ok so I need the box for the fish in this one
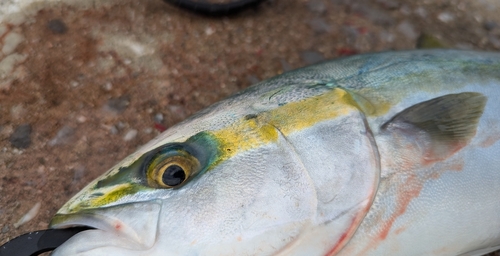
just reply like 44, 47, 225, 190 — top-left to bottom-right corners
49, 49, 500, 256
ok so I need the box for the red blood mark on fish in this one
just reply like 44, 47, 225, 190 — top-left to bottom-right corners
326, 190, 376, 255
326, 210, 370, 256
378, 175, 423, 241
479, 133, 500, 148
356, 156, 465, 255
378, 158, 465, 241
326, 222, 351, 256
422, 141, 467, 166
115, 222, 122, 230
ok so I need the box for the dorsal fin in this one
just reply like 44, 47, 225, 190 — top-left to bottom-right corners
382, 92, 487, 164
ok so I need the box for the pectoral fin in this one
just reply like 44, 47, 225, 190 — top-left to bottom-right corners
382, 92, 487, 164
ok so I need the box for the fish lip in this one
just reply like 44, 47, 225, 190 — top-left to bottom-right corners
49, 202, 161, 250
49, 212, 147, 248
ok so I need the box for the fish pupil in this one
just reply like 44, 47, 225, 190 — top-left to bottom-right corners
162, 164, 186, 186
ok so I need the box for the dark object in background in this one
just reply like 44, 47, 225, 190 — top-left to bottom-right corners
47, 19, 68, 34
0, 227, 93, 256
9, 124, 32, 149
163, 0, 267, 16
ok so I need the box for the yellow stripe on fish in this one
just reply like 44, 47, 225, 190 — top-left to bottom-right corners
211, 87, 383, 162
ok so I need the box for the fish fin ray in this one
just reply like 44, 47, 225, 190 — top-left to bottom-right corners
382, 92, 487, 164
382, 92, 486, 142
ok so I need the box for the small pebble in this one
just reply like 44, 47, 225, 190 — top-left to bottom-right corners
484, 21, 498, 31
109, 125, 119, 135
12, 148, 23, 155
2, 32, 24, 55
1, 225, 9, 234
48, 125, 75, 146
300, 51, 325, 65
116, 122, 126, 130
103, 82, 113, 91
10, 104, 25, 119
104, 96, 130, 114
76, 115, 87, 123
9, 124, 32, 149
0, 53, 28, 80
205, 27, 215, 36
72, 165, 86, 183
14, 202, 41, 228
123, 129, 138, 141
168, 105, 187, 120
36, 166, 45, 174
70, 80, 79, 87
47, 19, 68, 34
414, 7, 427, 18
437, 12, 454, 23
154, 113, 164, 123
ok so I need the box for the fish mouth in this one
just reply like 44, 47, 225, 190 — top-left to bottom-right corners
49, 202, 161, 252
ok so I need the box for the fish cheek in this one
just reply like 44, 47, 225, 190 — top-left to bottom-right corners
154, 134, 317, 255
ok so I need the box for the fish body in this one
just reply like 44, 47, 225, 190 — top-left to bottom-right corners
50, 50, 500, 255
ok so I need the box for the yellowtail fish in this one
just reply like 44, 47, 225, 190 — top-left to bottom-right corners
49, 50, 500, 256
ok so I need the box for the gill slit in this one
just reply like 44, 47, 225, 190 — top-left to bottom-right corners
269, 123, 319, 256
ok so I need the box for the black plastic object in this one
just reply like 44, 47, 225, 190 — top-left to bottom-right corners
0, 227, 93, 256
163, 0, 266, 16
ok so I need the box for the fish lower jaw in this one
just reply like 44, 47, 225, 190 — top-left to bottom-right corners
50, 213, 154, 250
50, 202, 162, 252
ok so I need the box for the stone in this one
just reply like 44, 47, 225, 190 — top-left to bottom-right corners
47, 19, 68, 34
9, 124, 32, 149
2, 32, 24, 55
123, 129, 138, 141
48, 125, 75, 146
104, 95, 130, 114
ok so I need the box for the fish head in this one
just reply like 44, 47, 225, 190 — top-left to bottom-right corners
49, 87, 380, 255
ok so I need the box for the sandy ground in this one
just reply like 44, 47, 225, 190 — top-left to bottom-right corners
0, 0, 499, 255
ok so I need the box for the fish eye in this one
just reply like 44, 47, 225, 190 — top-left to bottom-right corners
147, 154, 200, 188
161, 164, 186, 186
